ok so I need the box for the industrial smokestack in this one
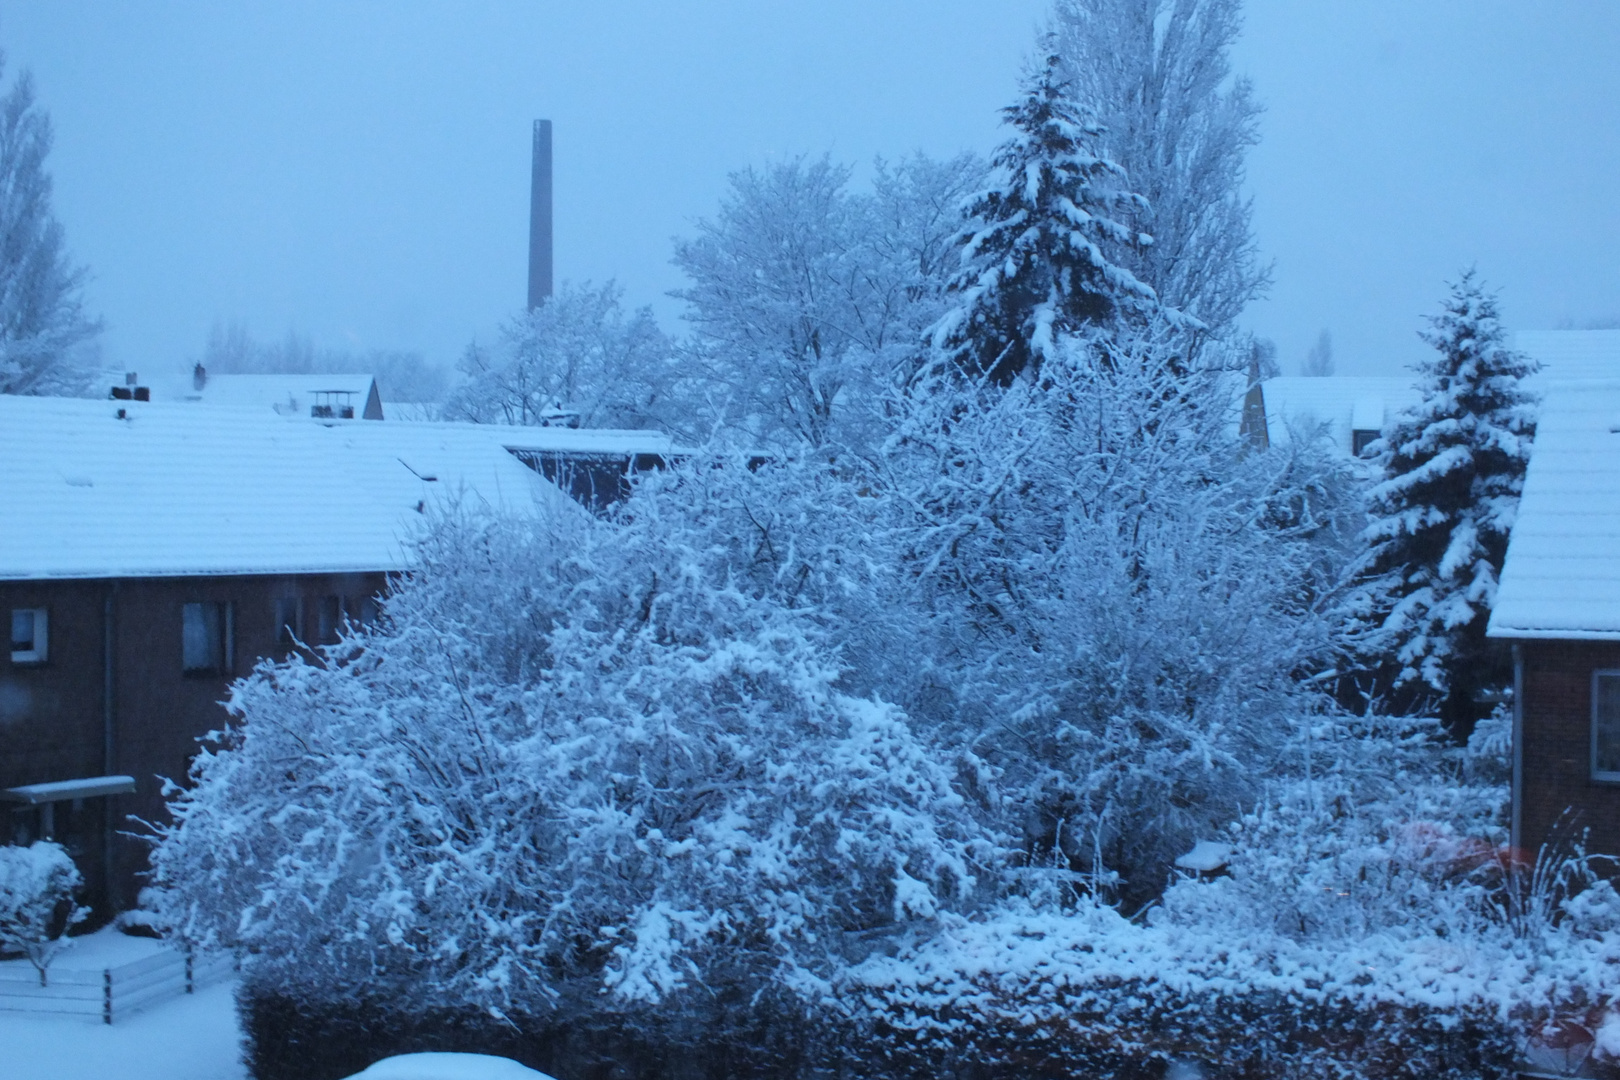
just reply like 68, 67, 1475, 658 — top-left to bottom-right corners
527, 119, 553, 310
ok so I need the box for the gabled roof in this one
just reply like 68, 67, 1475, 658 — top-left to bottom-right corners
131, 372, 386, 420
1254, 376, 1425, 456
1516, 330, 1620, 384
0, 395, 645, 580
1489, 380, 1620, 640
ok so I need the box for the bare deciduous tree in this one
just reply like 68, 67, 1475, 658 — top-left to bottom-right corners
0, 59, 99, 396
1051, 0, 1268, 340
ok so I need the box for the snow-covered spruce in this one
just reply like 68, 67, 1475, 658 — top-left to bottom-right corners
1345, 270, 1538, 714
930, 50, 1157, 387
147, 501, 999, 1015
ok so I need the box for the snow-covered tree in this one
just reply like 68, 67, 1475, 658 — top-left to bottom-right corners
1302, 328, 1334, 376
443, 280, 680, 431
891, 321, 1351, 902
149, 494, 997, 1016
674, 154, 979, 450
1050, 0, 1267, 339
0, 841, 87, 986
932, 52, 1156, 387
1349, 271, 1538, 721
0, 59, 99, 396
198, 323, 451, 404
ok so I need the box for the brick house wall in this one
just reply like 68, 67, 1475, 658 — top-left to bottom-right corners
1, 571, 389, 921
1516, 639, 1620, 860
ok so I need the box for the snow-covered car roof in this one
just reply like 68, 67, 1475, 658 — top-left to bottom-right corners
343, 1053, 557, 1080
1489, 379, 1620, 640
0, 395, 665, 580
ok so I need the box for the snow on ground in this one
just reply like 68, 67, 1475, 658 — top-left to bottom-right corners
0, 922, 170, 971
0, 977, 245, 1080
0, 926, 247, 1080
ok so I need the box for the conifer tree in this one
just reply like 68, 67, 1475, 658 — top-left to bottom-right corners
1352, 271, 1538, 722
931, 52, 1155, 387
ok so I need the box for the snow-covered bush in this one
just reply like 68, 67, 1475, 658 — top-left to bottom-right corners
149, 499, 999, 1018
0, 840, 88, 985
890, 324, 1357, 902
853, 715, 1620, 1080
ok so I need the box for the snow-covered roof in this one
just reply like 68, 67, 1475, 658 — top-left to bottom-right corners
0, 395, 618, 580
127, 371, 386, 420
1489, 380, 1620, 640
1255, 376, 1424, 456
1516, 330, 1620, 385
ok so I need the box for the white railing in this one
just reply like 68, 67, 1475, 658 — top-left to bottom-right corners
0, 946, 235, 1023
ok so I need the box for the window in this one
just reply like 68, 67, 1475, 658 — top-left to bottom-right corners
182, 601, 235, 675
348, 595, 380, 628
316, 595, 342, 645
10, 608, 48, 664
1594, 671, 1620, 782
275, 597, 302, 646
1352, 429, 1381, 457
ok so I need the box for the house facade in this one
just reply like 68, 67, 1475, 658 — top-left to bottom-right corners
1489, 379, 1620, 860
0, 395, 675, 919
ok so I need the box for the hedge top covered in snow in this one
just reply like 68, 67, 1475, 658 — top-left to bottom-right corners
1490, 379, 1620, 640
0, 394, 686, 580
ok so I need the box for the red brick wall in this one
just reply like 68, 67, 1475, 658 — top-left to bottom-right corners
1, 571, 389, 919
1519, 639, 1620, 860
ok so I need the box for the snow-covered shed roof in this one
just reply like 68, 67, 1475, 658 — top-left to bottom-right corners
1516, 330, 1620, 385
130, 371, 386, 420
1253, 376, 1424, 456
0, 395, 611, 581
1489, 380, 1620, 641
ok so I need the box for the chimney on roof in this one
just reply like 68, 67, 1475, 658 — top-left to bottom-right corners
193, 362, 208, 391
527, 119, 553, 311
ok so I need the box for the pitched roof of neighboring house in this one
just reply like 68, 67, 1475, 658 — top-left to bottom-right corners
1251, 376, 1425, 456
1516, 330, 1620, 384
1489, 379, 1620, 641
133, 372, 386, 420
0, 396, 677, 581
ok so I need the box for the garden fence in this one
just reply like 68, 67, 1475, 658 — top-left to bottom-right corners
0, 945, 235, 1023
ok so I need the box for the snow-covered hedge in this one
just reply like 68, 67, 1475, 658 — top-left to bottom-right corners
852, 742, 1620, 1080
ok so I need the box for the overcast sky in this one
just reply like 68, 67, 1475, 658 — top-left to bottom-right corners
6, 1, 1619, 380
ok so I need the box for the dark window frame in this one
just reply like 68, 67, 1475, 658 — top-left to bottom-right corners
182, 600, 236, 677
275, 596, 303, 646
1592, 669, 1620, 783
9, 606, 49, 665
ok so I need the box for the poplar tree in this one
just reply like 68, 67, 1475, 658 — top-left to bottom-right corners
0, 59, 98, 396
1051, 0, 1268, 339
